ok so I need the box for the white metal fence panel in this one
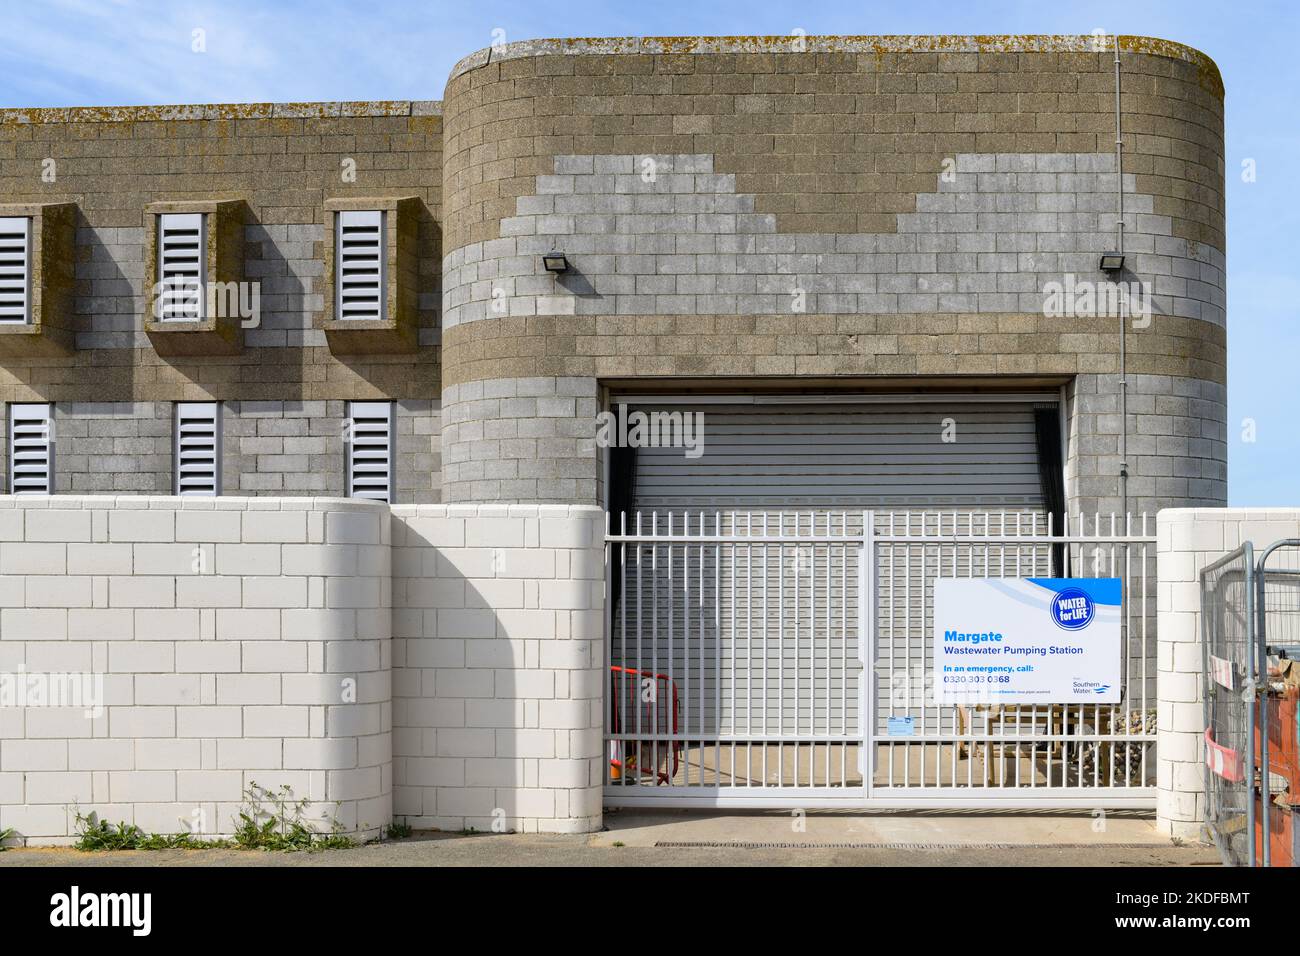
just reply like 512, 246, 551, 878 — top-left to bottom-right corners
604, 510, 1157, 808
871, 512, 1156, 804
606, 511, 866, 802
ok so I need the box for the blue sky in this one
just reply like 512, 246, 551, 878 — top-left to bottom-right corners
3, 0, 1294, 506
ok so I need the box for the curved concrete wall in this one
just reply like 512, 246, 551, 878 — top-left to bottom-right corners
439, 36, 1226, 515
0, 496, 392, 845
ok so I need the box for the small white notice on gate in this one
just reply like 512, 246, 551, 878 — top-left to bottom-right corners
932, 578, 1122, 705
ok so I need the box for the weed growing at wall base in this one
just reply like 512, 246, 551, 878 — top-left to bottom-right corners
231, 783, 355, 851
69, 783, 359, 853
71, 812, 227, 851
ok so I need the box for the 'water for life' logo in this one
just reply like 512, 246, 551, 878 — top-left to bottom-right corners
1051, 588, 1094, 631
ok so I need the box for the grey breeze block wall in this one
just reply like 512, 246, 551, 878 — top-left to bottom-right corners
0, 401, 441, 503
439, 150, 1227, 515
0, 100, 444, 499
72, 221, 442, 354
225, 400, 441, 502
1066, 373, 1226, 515
441, 379, 601, 505
437, 37, 1225, 522
441, 153, 1222, 330
0, 38, 1226, 514
56, 403, 173, 494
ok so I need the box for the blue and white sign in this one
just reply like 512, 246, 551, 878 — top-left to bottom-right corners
887, 716, 915, 737
932, 578, 1122, 705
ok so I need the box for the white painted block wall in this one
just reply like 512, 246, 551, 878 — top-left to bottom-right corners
0, 496, 392, 845
11, 495, 1288, 843
1155, 508, 1300, 839
389, 504, 604, 834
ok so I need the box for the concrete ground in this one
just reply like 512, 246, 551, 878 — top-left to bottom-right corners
0, 809, 1218, 867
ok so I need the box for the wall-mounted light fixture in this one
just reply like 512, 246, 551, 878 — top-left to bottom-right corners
542, 251, 569, 274
1099, 252, 1125, 273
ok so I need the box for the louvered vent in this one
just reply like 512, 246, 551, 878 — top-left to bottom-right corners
174, 402, 221, 496
0, 217, 31, 324
347, 401, 394, 502
336, 210, 385, 320
9, 402, 53, 494
157, 212, 206, 320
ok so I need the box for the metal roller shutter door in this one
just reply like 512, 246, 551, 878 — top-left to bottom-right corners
626, 399, 1045, 512
610, 398, 1051, 747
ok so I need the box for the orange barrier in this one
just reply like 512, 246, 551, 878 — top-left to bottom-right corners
1257, 686, 1300, 806
609, 665, 680, 785
1254, 685, 1299, 865
1206, 727, 1245, 782
1255, 793, 1297, 867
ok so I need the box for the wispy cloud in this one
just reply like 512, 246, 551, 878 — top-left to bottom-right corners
1, 0, 472, 107
4, 0, 1300, 505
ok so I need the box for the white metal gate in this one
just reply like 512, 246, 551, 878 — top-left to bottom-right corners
604, 510, 1157, 808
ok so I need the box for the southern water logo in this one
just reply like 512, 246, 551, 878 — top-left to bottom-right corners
1072, 680, 1111, 696
1051, 587, 1094, 630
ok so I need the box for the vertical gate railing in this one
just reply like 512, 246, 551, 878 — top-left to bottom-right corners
872, 512, 1157, 805
605, 510, 1156, 808
604, 511, 867, 805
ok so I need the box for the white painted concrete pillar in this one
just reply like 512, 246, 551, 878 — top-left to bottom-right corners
388, 504, 605, 834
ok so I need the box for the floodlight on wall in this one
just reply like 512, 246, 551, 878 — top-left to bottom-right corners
542, 251, 569, 274
1099, 252, 1125, 273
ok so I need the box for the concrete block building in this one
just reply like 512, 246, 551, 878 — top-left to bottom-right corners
0, 34, 1224, 516
0, 36, 1228, 840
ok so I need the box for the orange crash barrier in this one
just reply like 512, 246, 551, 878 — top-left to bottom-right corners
609, 665, 681, 785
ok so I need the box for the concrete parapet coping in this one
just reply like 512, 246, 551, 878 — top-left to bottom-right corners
448, 35, 1222, 95
0, 100, 443, 125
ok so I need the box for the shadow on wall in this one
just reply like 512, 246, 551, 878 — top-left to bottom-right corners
314, 200, 442, 393
390, 506, 603, 834
555, 267, 599, 300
